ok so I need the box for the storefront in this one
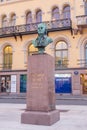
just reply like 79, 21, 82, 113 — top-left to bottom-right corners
0, 70, 27, 94
1, 70, 87, 96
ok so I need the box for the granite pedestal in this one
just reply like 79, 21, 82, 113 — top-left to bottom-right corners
21, 54, 60, 125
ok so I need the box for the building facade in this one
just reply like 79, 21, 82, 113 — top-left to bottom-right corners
0, 0, 87, 95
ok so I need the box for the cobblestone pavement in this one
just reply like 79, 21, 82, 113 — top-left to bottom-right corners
0, 103, 87, 130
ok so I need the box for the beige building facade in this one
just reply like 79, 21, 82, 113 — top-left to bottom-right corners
0, 0, 87, 95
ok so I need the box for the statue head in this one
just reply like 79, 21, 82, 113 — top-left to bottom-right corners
37, 23, 47, 35
32, 23, 53, 54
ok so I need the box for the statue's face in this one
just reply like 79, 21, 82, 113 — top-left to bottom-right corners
37, 24, 46, 34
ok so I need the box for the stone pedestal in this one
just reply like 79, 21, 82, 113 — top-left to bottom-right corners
21, 54, 60, 125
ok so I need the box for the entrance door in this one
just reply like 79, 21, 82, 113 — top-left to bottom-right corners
55, 74, 72, 93
0, 75, 11, 93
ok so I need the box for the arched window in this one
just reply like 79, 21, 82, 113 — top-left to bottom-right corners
63, 5, 70, 19
55, 41, 68, 68
2, 15, 7, 27
3, 45, 12, 69
52, 7, 60, 20
36, 10, 42, 23
10, 14, 16, 26
52, 7, 60, 28
26, 11, 32, 24
28, 44, 38, 55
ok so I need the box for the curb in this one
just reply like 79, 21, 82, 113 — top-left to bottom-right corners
56, 98, 87, 101
0, 97, 26, 99
0, 97, 87, 100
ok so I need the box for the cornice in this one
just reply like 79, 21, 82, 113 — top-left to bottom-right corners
0, 0, 34, 6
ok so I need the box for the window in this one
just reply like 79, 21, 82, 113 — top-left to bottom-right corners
85, 2, 87, 15
26, 12, 32, 24
3, 46, 12, 69
28, 44, 38, 55
55, 41, 68, 68
52, 7, 60, 20
63, 5, 70, 19
10, 14, 16, 26
84, 43, 87, 66
36, 10, 42, 23
0, 75, 11, 93
20, 75, 27, 93
0, 0, 4, 2
26, 12, 32, 31
2, 15, 7, 28
52, 7, 60, 28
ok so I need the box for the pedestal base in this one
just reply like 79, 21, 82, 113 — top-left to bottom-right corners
21, 110, 60, 126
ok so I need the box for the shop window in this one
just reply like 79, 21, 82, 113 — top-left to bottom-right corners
3, 45, 12, 69
28, 44, 38, 55
36, 9, 42, 23
55, 41, 68, 69
55, 74, 72, 93
20, 75, 27, 93
63, 5, 70, 19
0, 75, 11, 93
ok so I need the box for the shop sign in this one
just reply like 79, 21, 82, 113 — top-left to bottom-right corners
74, 71, 79, 75
11, 75, 16, 92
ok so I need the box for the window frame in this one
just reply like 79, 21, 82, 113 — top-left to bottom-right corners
36, 9, 42, 23
3, 45, 12, 70
63, 5, 70, 19
55, 41, 68, 69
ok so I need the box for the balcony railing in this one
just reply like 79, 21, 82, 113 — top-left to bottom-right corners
55, 59, 69, 69
2, 64, 12, 70
77, 59, 87, 67
0, 18, 72, 38
76, 15, 87, 27
0, 63, 12, 70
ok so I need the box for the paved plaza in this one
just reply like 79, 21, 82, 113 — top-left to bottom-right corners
0, 103, 87, 130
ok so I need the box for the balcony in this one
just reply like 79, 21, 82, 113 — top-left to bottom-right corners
0, 18, 72, 39
76, 15, 87, 27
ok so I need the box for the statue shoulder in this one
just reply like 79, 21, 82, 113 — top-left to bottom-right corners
46, 36, 53, 43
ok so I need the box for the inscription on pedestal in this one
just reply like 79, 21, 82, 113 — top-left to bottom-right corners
30, 72, 44, 88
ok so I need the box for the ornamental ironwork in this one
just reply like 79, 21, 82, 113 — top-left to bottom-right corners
0, 18, 72, 38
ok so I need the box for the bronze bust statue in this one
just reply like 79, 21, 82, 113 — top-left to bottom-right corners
32, 23, 53, 53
